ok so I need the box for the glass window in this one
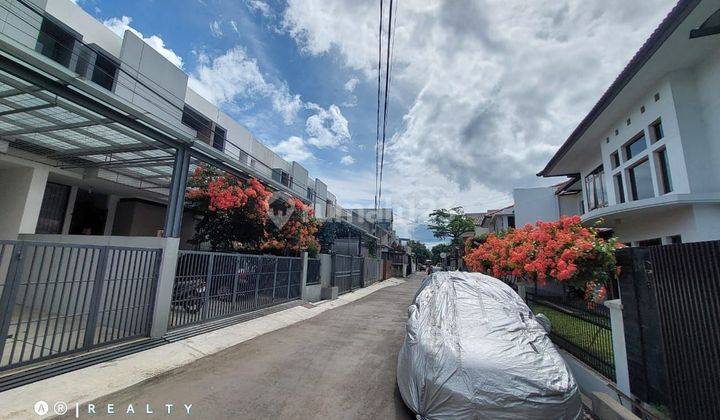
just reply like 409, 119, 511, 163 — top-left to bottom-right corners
611, 151, 620, 169
91, 53, 118, 91
36, 183, 71, 234
212, 126, 226, 152
508, 216, 515, 229
651, 120, 664, 142
584, 165, 607, 211
670, 235, 682, 244
628, 159, 654, 200
614, 173, 625, 204
656, 148, 673, 194
36, 19, 77, 68
624, 133, 647, 160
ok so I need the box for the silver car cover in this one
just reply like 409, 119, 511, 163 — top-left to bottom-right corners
397, 271, 582, 419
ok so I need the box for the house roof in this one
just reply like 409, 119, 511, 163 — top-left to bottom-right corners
538, 0, 701, 177
480, 205, 514, 227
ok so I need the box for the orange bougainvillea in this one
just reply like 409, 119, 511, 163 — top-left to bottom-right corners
185, 165, 272, 251
261, 197, 320, 256
464, 216, 624, 288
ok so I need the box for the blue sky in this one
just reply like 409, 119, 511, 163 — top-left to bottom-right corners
74, 0, 676, 247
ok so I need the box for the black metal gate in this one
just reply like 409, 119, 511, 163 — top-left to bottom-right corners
0, 240, 161, 371
619, 241, 720, 419
332, 254, 363, 294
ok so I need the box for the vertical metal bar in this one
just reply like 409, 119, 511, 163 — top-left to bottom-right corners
48, 247, 75, 355
113, 249, 136, 340
271, 257, 278, 301
287, 259, 292, 299
202, 254, 214, 322
97, 248, 119, 344
0, 243, 25, 366
70, 248, 93, 351
38, 246, 67, 357
83, 247, 109, 348
128, 250, 148, 336
30, 245, 59, 359
253, 257, 260, 308
15, 245, 48, 364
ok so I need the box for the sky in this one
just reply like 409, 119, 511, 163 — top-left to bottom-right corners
75, 0, 677, 245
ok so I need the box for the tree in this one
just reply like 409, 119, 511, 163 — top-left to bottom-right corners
428, 207, 476, 267
431, 243, 453, 264
407, 240, 431, 263
185, 165, 271, 251
427, 207, 476, 243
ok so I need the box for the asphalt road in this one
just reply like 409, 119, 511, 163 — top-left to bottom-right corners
76, 274, 423, 420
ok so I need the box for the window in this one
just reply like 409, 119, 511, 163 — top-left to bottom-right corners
611, 151, 620, 169
624, 133, 647, 160
307, 187, 316, 201
508, 216, 515, 229
650, 119, 664, 143
584, 165, 607, 211
36, 183, 71, 234
655, 147, 673, 194
91, 52, 118, 91
670, 235, 682, 244
628, 158, 654, 200
614, 173, 625, 204
638, 238, 662, 247
181, 106, 212, 143
212, 126, 226, 152
36, 19, 77, 68
272, 169, 291, 187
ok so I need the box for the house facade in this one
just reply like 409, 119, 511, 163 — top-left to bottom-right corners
480, 206, 515, 234
0, 0, 363, 245
539, 0, 720, 246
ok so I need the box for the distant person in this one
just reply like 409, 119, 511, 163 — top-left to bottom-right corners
426, 264, 433, 275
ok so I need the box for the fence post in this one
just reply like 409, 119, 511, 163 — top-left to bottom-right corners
330, 253, 336, 287
149, 237, 180, 338
83, 247, 109, 347
300, 252, 309, 300
360, 257, 366, 288
202, 254, 214, 321
272, 257, 278, 301
604, 299, 631, 401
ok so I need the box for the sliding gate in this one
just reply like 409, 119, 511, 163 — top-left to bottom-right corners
332, 254, 363, 294
168, 251, 303, 329
0, 240, 161, 371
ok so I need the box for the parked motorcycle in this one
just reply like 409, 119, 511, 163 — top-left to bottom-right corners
172, 278, 207, 313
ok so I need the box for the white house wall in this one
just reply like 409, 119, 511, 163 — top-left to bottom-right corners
44, 0, 122, 57
0, 164, 48, 239
513, 187, 559, 227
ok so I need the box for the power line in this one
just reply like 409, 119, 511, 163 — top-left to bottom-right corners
373, 0, 384, 215
378, 0, 396, 202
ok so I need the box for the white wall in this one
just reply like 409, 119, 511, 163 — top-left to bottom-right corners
44, 0, 123, 57
558, 194, 581, 218
0, 165, 48, 239
513, 187, 559, 227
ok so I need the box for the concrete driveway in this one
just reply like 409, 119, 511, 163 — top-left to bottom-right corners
76, 274, 423, 419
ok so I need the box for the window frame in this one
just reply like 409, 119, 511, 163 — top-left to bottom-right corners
623, 132, 648, 161
628, 157, 654, 201
584, 164, 607, 211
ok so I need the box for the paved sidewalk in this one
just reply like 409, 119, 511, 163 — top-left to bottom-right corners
0, 274, 421, 419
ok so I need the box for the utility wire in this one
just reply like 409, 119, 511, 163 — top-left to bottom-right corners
373, 0, 384, 216
378, 0, 396, 202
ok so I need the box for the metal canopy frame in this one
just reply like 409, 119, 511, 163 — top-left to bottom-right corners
0, 67, 178, 193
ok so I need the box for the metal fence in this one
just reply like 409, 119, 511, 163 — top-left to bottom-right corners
332, 254, 363, 294
364, 257, 381, 286
168, 251, 303, 329
306, 258, 321, 285
622, 241, 720, 419
525, 290, 615, 381
0, 240, 161, 371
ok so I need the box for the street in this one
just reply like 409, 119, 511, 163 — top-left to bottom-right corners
74, 274, 423, 419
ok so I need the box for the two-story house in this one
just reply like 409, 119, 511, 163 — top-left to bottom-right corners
538, 0, 720, 246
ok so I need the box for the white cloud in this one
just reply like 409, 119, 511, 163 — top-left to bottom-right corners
305, 103, 350, 148
229, 20, 239, 33
340, 155, 355, 165
271, 136, 313, 162
344, 77, 359, 92
188, 46, 302, 124
281, 0, 677, 239
246, 0, 273, 18
103, 16, 183, 68
209, 20, 223, 37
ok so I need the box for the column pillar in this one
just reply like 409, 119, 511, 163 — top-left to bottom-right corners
0, 165, 48, 239
605, 299, 631, 397
163, 147, 190, 238
149, 237, 180, 338
61, 186, 78, 235
300, 252, 309, 300
103, 195, 119, 236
